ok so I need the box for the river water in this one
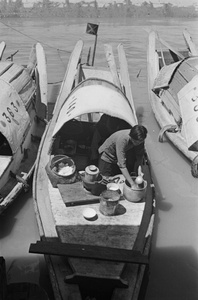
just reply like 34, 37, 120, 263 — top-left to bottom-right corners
0, 17, 198, 299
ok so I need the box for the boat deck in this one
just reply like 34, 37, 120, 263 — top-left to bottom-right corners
49, 178, 145, 250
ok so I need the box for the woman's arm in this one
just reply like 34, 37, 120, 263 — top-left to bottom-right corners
120, 167, 135, 188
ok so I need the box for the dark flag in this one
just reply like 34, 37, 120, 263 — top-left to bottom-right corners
86, 23, 99, 36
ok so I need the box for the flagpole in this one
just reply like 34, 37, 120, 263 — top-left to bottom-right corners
92, 33, 97, 66
86, 23, 99, 66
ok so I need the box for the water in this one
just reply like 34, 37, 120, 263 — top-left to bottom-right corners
0, 17, 198, 299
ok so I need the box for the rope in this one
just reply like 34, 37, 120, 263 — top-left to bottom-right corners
0, 19, 71, 54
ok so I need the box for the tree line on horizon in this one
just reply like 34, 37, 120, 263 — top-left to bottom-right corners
0, 0, 197, 18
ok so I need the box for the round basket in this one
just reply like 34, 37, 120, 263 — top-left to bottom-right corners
46, 155, 76, 188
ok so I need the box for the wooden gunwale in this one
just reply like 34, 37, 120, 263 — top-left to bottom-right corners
32, 40, 85, 299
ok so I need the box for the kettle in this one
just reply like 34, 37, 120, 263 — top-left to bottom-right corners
84, 165, 99, 182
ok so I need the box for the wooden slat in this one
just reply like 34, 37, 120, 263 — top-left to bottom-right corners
177, 61, 197, 82
117, 43, 137, 124
169, 68, 188, 94
0, 62, 13, 76
26, 44, 37, 75
160, 89, 181, 124
29, 241, 148, 265
104, 44, 121, 89
36, 43, 48, 106
0, 42, 6, 60
153, 61, 180, 90
10, 70, 31, 92
0, 64, 23, 83
19, 80, 36, 106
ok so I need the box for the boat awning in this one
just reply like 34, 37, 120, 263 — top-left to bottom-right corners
153, 61, 181, 91
178, 75, 198, 151
0, 80, 30, 153
53, 79, 137, 137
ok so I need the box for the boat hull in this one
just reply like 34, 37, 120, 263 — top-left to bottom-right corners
0, 44, 47, 213
32, 35, 155, 300
147, 31, 198, 176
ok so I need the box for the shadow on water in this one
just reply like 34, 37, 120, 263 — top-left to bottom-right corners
0, 185, 55, 300
0, 189, 30, 239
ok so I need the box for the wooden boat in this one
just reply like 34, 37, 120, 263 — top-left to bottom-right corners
147, 29, 198, 177
30, 27, 155, 300
0, 42, 47, 214
0, 256, 49, 300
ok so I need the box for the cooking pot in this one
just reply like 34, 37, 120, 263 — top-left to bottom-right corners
123, 176, 147, 202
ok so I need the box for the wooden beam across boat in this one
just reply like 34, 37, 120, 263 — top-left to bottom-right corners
29, 241, 149, 265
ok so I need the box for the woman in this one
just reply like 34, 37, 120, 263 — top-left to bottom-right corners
98, 125, 148, 188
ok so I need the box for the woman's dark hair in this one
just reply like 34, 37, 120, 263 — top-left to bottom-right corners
129, 125, 147, 141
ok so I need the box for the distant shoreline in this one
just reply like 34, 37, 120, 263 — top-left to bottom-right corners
0, 2, 197, 19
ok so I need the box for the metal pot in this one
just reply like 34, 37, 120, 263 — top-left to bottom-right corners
84, 165, 99, 182
99, 189, 120, 216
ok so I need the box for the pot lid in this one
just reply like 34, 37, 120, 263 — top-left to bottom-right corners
85, 165, 99, 175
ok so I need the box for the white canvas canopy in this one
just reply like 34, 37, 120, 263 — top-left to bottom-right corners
52, 79, 137, 137
0, 80, 30, 153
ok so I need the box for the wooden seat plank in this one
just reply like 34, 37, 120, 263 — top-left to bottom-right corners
29, 241, 148, 265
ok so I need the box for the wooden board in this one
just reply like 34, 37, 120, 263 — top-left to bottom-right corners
117, 43, 137, 124
36, 43, 48, 106
29, 241, 148, 264
0, 42, 6, 60
0, 64, 23, 82
153, 61, 180, 90
54, 40, 83, 113
57, 181, 100, 206
104, 44, 121, 89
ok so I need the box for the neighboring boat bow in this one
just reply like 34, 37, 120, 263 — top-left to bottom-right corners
147, 30, 198, 177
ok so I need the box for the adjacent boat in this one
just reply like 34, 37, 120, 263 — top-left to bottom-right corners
147, 29, 198, 177
0, 42, 47, 214
30, 25, 155, 300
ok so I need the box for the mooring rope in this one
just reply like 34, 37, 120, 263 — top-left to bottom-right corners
0, 19, 71, 54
